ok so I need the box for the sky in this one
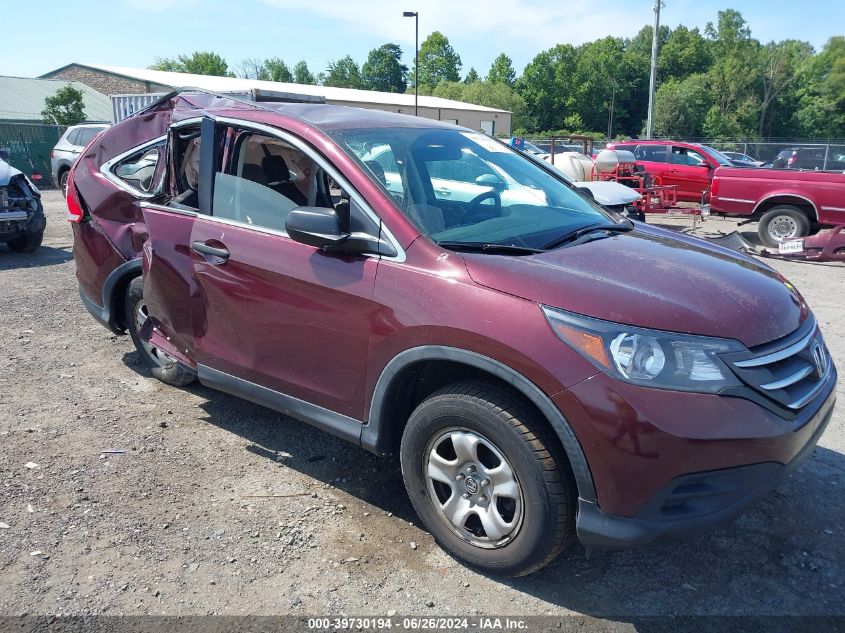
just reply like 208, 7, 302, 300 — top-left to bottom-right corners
2, 0, 842, 80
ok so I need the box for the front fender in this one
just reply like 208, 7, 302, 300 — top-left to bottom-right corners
363, 345, 598, 503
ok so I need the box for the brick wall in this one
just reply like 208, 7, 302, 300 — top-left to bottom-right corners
42, 66, 152, 96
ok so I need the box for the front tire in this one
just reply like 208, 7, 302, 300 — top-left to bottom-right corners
400, 382, 575, 577
6, 230, 44, 253
758, 206, 810, 248
125, 277, 195, 387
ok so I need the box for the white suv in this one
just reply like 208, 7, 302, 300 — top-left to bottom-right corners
51, 123, 109, 196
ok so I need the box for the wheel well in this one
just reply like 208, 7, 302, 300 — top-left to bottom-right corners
375, 359, 574, 478
755, 197, 817, 223
55, 165, 70, 187
107, 270, 140, 332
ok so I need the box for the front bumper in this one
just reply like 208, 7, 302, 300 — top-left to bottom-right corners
0, 207, 45, 240
558, 365, 837, 550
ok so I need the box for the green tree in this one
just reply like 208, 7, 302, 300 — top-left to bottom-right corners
627, 24, 671, 59
463, 67, 480, 84
264, 57, 293, 82
488, 53, 516, 86
150, 51, 232, 76
757, 40, 813, 135
414, 31, 462, 88
794, 37, 845, 137
237, 58, 270, 80
658, 26, 711, 80
42, 85, 86, 126
432, 81, 532, 132
703, 10, 761, 137
572, 37, 626, 133
324, 55, 363, 89
293, 61, 315, 85
516, 44, 579, 132
652, 73, 711, 137
362, 44, 407, 93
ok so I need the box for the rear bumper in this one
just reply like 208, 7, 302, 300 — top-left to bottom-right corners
575, 382, 836, 550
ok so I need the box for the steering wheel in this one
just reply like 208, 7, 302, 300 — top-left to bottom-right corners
464, 190, 501, 224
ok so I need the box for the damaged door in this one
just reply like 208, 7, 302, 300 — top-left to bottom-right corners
188, 120, 381, 420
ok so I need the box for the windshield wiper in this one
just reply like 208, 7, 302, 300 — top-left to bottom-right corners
542, 220, 633, 250
435, 241, 544, 255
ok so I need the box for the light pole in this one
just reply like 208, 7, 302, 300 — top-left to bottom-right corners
607, 80, 617, 139
403, 10, 419, 116
645, 0, 663, 139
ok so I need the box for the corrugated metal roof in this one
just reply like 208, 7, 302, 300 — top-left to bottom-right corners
0, 76, 112, 122
60, 64, 510, 114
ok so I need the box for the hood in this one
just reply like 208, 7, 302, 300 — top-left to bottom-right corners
0, 159, 23, 187
463, 225, 808, 348
573, 180, 641, 206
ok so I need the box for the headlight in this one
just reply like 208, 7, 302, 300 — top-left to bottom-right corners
542, 306, 745, 393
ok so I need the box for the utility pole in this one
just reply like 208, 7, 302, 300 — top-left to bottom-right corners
645, 0, 663, 139
607, 81, 616, 139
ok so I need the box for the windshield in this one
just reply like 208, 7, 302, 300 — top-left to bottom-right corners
331, 127, 613, 250
699, 145, 733, 167
522, 141, 547, 155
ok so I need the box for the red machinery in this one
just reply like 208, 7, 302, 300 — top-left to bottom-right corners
593, 149, 704, 216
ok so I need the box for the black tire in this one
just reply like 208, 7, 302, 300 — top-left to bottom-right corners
400, 381, 576, 577
125, 277, 195, 387
59, 170, 69, 198
758, 205, 811, 248
6, 230, 44, 253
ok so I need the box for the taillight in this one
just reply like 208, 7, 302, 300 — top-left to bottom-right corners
66, 171, 85, 224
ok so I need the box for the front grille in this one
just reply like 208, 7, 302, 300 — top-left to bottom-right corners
724, 317, 832, 412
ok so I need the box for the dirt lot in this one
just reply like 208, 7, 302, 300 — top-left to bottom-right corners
1, 191, 843, 624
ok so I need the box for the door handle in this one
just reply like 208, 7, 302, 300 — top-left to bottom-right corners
435, 188, 452, 196
668, 169, 679, 174
191, 241, 229, 261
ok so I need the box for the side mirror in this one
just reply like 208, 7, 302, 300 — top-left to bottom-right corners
285, 206, 397, 258
286, 206, 348, 248
475, 173, 506, 191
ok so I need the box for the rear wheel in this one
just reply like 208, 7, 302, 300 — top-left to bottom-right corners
400, 382, 575, 577
6, 230, 43, 253
125, 277, 195, 387
758, 206, 810, 248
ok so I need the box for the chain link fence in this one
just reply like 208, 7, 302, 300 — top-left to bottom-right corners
691, 139, 845, 168
0, 122, 67, 189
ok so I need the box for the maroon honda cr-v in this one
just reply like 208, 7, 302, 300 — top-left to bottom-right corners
68, 91, 837, 576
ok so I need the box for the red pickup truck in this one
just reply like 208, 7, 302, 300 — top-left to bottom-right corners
708, 167, 845, 247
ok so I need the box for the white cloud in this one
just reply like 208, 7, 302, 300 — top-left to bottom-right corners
259, 0, 640, 51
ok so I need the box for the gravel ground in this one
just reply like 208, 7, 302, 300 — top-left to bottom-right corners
0, 192, 843, 622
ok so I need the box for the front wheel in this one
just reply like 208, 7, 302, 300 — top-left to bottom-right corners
400, 382, 576, 577
758, 206, 810, 248
125, 277, 195, 387
6, 230, 43, 253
